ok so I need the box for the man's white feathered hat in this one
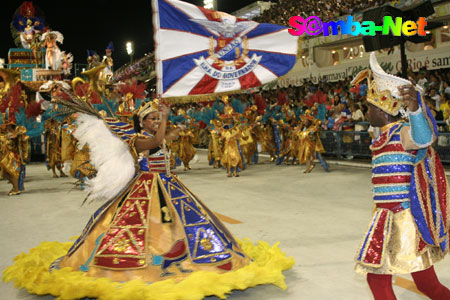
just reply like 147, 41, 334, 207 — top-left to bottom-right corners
352, 52, 415, 116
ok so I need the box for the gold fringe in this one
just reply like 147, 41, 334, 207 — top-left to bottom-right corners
2, 239, 294, 300
163, 89, 252, 104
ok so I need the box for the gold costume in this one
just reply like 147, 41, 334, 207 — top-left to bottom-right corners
296, 122, 325, 164
220, 125, 243, 177
69, 144, 96, 180
178, 129, 196, 171
0, 125, 29, 195
239, 123, 256, 165
208, 120, 223, 168
355, 209, 446, 275
44, 120, 67, 178
259, 123, 277, 162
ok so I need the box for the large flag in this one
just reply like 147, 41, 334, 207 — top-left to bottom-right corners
152, 0, 299, 98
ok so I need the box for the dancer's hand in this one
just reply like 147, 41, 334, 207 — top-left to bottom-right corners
398, 84, 419, 112
160, 103, 170, 118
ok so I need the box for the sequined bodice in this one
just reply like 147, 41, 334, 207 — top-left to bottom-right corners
371, 124, 416, 203
138, 149, 169, 173
137, 132, 170, 173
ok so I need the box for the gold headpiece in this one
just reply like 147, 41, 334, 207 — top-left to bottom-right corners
300, 109, 315, 121
352, 53, 411, 116
219, 104, 238, 120
137, 99, 159, 124
222, 95, 229, 104
224, 105, 234, 115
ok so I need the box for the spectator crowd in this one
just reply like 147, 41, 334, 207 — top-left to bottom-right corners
253, 0, 390, 26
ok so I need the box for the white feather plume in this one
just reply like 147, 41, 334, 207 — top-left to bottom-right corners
41, 31, 64, 44
74, 113, 135, 203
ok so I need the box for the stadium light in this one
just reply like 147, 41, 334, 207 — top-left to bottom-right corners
204, 0, 213, 9
126, 41, 134, 63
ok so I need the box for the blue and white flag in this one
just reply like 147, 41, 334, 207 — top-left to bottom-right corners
152, 0, 298, 98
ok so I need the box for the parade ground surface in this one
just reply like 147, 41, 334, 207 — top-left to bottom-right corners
1, 151, 450, 300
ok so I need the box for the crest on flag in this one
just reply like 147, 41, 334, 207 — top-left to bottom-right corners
152, 0, 299, 98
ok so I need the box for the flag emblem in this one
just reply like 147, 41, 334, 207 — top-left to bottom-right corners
153, 0, 299, 97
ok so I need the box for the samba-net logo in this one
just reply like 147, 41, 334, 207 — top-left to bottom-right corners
288, 16, 428, 37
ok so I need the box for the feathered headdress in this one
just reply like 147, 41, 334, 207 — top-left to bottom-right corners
115, 80, 147, 117
20, 1, 35, 18
39, 80, 71, 93
219, 95, 239, 119
300, 109, 315, 121
106, 41, 114, 52
118, 80, 146, 100
74, 82, 101, 104
41, 31, 64, 44
25, 99, 44, 118
0, 84, 25, 124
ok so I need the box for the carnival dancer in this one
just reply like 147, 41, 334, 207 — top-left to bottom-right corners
86, 50, 94, 70
239, 106, 258, 166
219, 105, 244, 177
102, 42, 114, 83
296, 110, 326, 173
115, 79, 146, 123
41, 31, 64, 71
208, 119, 223, 169
60, 119, 96, 188
259, 119, 277, 162
20, 19, 41, 50
3, 94, 294, 299
278, 119, 297, 165
178, 126, 196, 171
44, 118, 67, 178
70, 143, 95, 189
275, 105, 297, 166
165, 120, 180, 169
353, 53, 450, 300
0, 123, 29, 195
239, 120, 256, 166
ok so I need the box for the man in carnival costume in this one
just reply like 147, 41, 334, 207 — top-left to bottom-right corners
353, 53, 450, 300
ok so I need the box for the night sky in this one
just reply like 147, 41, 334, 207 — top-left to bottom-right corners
1, 0, 261, 70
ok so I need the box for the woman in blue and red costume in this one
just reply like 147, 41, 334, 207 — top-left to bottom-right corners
353, 53, 450, 300
3, 95, 293, 300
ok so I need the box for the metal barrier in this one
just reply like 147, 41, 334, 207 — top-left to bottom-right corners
320, 122, 450, 163
28, 122, 450, 163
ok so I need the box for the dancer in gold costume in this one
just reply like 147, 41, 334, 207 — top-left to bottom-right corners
177, 127, 196, 171
239, 106, 258, 166
0, 123, 29, 195
208, 119, 223, 169
219, 106, 243, 177
296, 110, 325, 173
44, 118, 67, 178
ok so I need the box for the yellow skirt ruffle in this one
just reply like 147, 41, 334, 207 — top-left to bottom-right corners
2, 239, 294, 300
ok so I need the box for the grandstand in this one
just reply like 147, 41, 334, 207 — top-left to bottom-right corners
231, 1, 450, 88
